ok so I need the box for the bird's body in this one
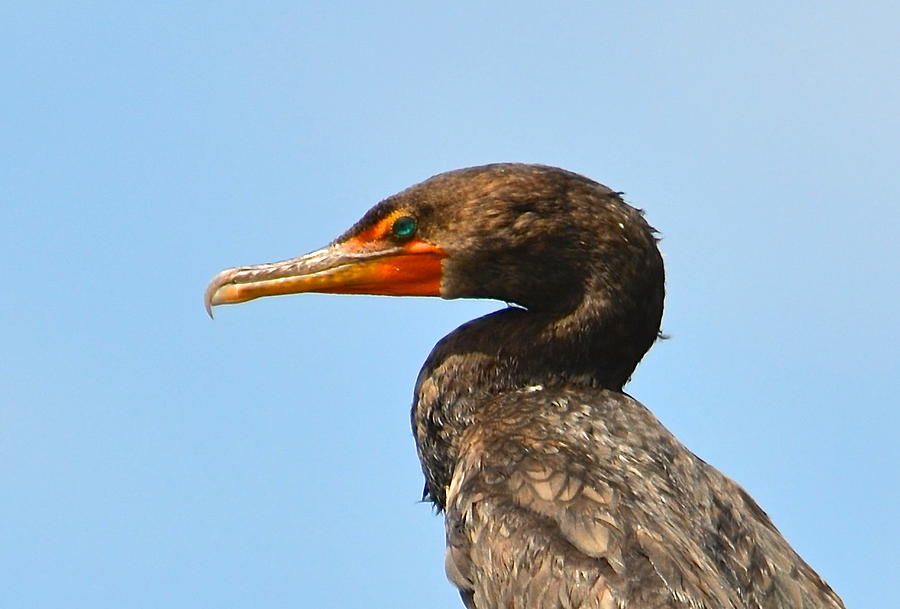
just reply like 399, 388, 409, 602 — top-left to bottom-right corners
434, 383, 840, 609
206, 164, 844, 608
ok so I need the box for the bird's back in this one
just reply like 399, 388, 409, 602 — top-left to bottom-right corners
443, 386, 844, 609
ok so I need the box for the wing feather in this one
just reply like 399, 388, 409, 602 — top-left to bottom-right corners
441, 387, 844, 609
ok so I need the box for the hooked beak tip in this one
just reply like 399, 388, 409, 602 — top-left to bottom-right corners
204, 268, 236, 319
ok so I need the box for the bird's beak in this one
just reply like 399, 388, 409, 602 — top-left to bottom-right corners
205, 238, 446, 317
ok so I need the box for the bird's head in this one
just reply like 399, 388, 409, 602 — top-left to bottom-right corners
206, 164, 663, 322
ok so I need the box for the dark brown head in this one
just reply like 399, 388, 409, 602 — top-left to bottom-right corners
205, 163, 664, 383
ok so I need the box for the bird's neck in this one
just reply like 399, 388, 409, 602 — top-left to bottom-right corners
412, 296, 656, 508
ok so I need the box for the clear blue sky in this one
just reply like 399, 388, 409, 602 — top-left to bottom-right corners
2, 3, 897, 608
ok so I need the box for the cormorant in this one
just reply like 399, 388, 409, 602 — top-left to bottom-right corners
205, 164, 844, 609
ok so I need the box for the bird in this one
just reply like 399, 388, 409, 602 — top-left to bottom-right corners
205, 164, 845, 609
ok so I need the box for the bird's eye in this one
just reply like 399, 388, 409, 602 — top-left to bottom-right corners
391, 216, 417, 240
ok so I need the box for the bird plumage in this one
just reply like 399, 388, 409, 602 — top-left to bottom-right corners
206, 163, 844, 609
439, 386, 842, 608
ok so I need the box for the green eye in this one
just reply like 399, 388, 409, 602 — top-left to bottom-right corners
391, 216, 417, 240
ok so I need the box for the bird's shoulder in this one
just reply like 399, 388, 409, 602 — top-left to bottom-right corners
443, 386, 843, 609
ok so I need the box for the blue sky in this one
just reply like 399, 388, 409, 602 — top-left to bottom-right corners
2, 3, 898, 608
